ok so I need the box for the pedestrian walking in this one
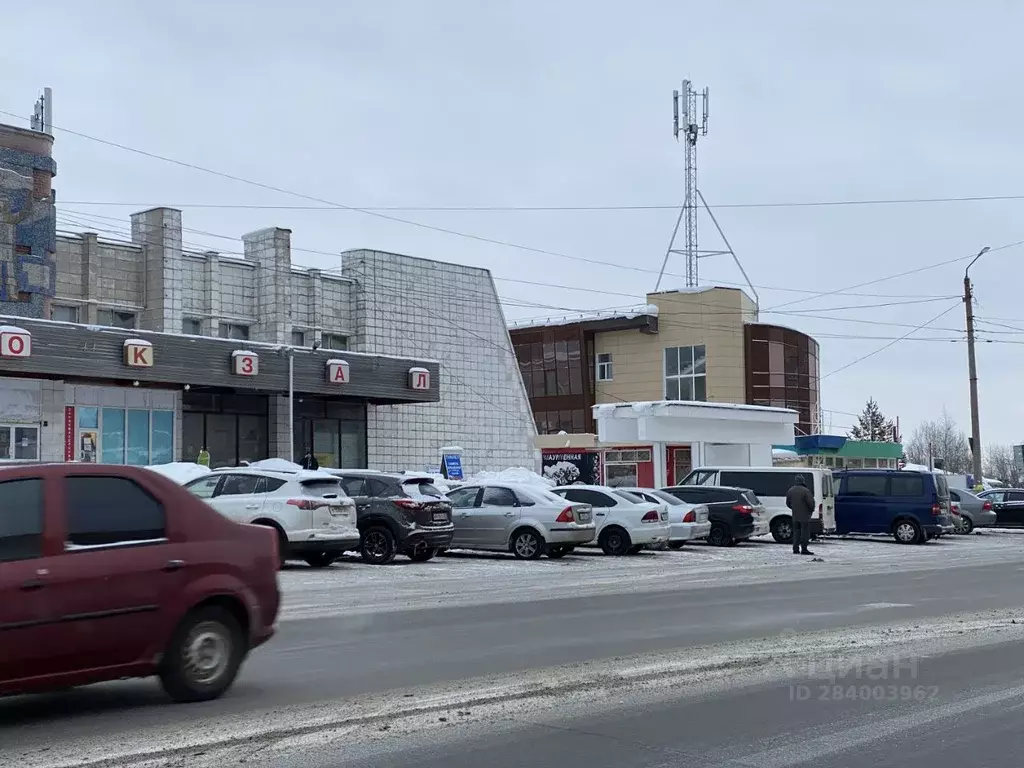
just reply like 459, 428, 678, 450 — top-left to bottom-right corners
300, 449, 319, 470
785, 474, 815, 556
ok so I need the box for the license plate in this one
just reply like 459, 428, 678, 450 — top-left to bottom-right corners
329, 506, 349, 517
698, 512, 708, 523
660, 511, 668, 521
578, 512, 591, 523
432, 512, 448, 523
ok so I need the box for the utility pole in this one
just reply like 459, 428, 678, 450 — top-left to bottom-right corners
964, 246, 989, 486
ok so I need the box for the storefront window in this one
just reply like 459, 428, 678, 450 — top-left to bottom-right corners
313, 420, 341, 468
126, 410, 151, 466
100, 408, 124, 464
293, 400, 367, 469
0, 425, 41, 461
151, 411, 174, 465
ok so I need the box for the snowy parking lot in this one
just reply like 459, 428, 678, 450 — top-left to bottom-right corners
280, 528, 1024, 620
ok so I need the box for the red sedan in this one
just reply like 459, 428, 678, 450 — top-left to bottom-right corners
0, 463, 279, 702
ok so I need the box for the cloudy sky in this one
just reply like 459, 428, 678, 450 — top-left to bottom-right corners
3, 1, 1023, 445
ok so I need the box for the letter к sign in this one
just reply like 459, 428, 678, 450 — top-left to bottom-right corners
123, 340, 154, 368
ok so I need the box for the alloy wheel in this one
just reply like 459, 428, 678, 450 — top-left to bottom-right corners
365, 531, 388, 558
515, 532, 539, 558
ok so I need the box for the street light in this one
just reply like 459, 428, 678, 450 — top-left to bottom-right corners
964, 246, 989, 487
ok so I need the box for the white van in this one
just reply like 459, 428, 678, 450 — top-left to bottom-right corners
680, 467, 836, 543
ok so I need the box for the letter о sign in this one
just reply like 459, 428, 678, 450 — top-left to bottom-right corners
0, 327, 31, 358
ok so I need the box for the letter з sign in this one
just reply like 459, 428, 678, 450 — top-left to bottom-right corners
0, 325, 31, 357
326, 359, 350, 384
123, 338, 154, 367
408, 367, 431, 390
232, 350, 259, 376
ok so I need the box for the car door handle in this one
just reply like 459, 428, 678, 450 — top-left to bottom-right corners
596, 512, 606, 516
459, 512, 470, 517
163, 560, 186, 572
20, 578, 45, 591
245, 504, 260, 510
503, 512, 515, 517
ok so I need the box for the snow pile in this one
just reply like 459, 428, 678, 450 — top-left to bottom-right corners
145, 462, 210, 485
466, 467, 555, 488
401, 471, 461, 492
249, 458, 303, 472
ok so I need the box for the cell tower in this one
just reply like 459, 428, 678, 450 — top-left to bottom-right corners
657, 80, 709, 289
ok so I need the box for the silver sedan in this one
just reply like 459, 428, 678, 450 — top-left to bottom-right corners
949, 488, 997, 532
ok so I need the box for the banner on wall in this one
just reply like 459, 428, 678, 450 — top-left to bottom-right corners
542, 452, 601, 486
64, 406, 75, 462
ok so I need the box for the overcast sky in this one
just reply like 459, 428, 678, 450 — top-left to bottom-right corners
3, 1, 1023, 445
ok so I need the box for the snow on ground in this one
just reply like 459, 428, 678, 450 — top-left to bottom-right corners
278, 529, 1024, 621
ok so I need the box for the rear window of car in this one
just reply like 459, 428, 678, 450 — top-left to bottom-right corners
402, 480, 446, 499
300, 479, 343, 497
613, 490, 646, 504
934, 474, 950, 499
741, 490, 761, 506
650, 490, 684, 505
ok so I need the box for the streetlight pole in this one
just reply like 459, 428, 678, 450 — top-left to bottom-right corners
287, 348, 295, 464
964, 246, 989, 487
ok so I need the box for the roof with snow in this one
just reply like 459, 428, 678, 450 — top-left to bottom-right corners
508, 304, 659, 334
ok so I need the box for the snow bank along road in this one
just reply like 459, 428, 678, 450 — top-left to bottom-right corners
5, 532, 1024, 767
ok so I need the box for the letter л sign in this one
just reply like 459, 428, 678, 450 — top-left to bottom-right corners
0, 326, 31, 358
326, 359, 350, 384
409, 367, 430, 390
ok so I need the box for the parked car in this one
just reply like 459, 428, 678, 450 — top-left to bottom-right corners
325, 471, 454, 564
619, 487, 711, 548
0, 463, 278, 702
950, 500, 966, 534
444, 483, 596, 559
833, 469, 954, 544
680, 467, 836, 543
948, 488, 996, 533
184, 467, 358, 568
976, 488, 1024, 527
549, 485, 670, 555
660, 485, 769, 546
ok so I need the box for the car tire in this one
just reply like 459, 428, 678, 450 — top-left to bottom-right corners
599, 526, 632, 556
707, 523, 732, 547
668, 541, 685, 550
546, 545, 574, 559
407, 543, 437, 562
893, 519, 923, 545
771, 517, 793, 544
962, 516, 974, 534
159, 606, 245, 704
303, 552, 337, 568
627, 545, 644, 555
511, 528, 545, 560
360, 526, 398, 565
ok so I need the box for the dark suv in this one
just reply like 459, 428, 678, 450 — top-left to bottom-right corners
660, 485, 766, 546
328, 472, 455, 564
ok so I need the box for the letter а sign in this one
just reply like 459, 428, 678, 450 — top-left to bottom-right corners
0, 328, 31, 358
327, 359, 350, 384
409, 367, 430, 390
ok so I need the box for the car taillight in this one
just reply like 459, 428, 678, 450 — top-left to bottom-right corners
641, 510, 660, 522
931, 503, 941, 516
394, 499, 424, 511
733, 504, 753, 514
682, 510, 696, 523
555, 507, 575, 523
287, 499, 329, 510
983, 501, 992, 511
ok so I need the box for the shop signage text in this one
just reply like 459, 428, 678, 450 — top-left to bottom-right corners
64, 406, 75, 461
123, 339, 154, 368
0, 325, 31, 358
232, 350, 259, 377
409, 367, 430, 390
327, 359, 350, 384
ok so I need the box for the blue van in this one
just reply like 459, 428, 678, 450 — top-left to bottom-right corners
833, 469, 955, 544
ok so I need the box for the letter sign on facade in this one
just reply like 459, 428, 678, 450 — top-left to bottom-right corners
409, 367, 430, 390
123, 338, 154, 368
0, 325, 31, 358
326, 359, 350, 384
232, 350, 259, 377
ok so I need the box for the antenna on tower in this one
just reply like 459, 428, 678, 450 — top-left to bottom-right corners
30, 88, 53, 135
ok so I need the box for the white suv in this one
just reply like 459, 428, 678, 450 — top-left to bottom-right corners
184, 468, 359, 568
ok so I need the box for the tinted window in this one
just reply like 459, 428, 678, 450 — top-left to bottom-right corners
949, 490, 960, 502
559, 488, 613, 507
481, 487, 518, 507
512, 489, 537, 506
720, 471, 803, 498
708, 488, 741, 503
0, 478, 43, 562
742, 491, 761, 506
934, 475, 949, 499
682, 470, 716, 486
66, 476, 165, 547
613, 490, 646, 505
186, 475, 221, 499
301, 479, 342, 498
447, 487, 480, 508
219, 474, 260, 495
843, 474, 889, 497
338, 477, 367, 496
665, 487, 704, 504
256, 477, 287, 494
890, 474, 925, 497
1008, 491, 1024, 502
368, 478, 402, 498
650, 489, 684, 505
402, 480, 445, 499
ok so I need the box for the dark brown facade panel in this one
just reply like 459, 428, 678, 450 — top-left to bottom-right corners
744, 323, 820, 437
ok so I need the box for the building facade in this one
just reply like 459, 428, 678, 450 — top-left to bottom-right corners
0, 114, 537, 472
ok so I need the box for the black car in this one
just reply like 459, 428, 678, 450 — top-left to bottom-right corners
660, 485, 764, 546
977, 488, 1024, 527
329, 472, 455, 564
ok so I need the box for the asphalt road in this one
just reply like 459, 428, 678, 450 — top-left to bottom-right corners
296, 638, 1024, 768
5, 558, 1024, 761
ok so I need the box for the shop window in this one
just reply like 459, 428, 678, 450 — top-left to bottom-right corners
322, 334, 348, 350
51, 304, 79, 323
182, 318, 202, 335
0, 425, 40, 461
605, 462, 638, 487
596, 353, 613, 382
291, 330, 306, 346
74, 408, 175, 466
97, 309, 136, 329
664, 346, 707, 402
219, 323, 250, 340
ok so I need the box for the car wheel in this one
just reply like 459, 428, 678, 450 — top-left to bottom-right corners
962, 516, 974, 534
546, 545, 574, 559
511, 528, 545, 560
771, 517, 793, 544
599, 527, 632, 556
707, 522, 732, 547
893, 519, 923, 545
668, 541, 685, 550
159, 606, 244, 703
303, 552, 337, 568
360, 526, 397, 565
407, 543, 437, 562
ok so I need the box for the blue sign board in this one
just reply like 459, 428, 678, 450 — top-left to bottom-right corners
442, 453, 463, 481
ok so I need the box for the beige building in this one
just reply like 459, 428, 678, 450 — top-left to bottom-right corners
593, 287, 757, 407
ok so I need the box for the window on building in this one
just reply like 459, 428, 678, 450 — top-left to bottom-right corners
182, 318, 202, 335
65, 476, 166, 548
596, 353, 613, 382
97, 309, 137, 329
322, 334, 348, 350
73, 408, 174, 466
664, 345, 707, 401
0, 425, 40, 461
291, 330, 305, 347
51, 304, 79, 323
218, 323, 250, 340
0, 478, 43, 562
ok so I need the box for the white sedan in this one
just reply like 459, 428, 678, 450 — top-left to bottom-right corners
550, 485, 671, 555
620, 487, 711, 548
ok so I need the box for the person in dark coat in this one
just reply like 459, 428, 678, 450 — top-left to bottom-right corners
300, 450, 320, 470
785, 474, 815, 555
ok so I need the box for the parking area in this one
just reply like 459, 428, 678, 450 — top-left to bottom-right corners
279, 529, 1024, 620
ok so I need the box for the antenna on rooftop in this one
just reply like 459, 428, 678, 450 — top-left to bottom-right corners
30, 88, 53, 135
